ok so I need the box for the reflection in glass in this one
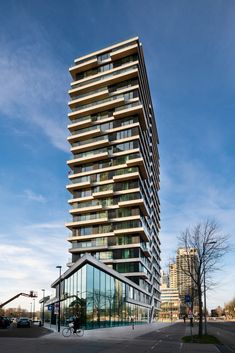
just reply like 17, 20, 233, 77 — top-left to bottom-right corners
56, 263, 149, 329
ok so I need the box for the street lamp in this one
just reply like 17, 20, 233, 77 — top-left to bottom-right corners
33, 298, 35, 322
41, 289, 45, 326
170, 301, 173, 324
56, 265, 62, 333
203, 241, 216, 335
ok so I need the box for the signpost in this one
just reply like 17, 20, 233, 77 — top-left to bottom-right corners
185, 295, 193, 340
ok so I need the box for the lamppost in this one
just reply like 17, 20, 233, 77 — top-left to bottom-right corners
203, 241, 216, 335
56, 265, 62, 333
33, 298, 35, 322
30, 302, 32, 319
170, 301, 173, 324
41, 289, 45, 326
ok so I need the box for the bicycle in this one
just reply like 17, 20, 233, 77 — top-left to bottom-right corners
62, 323, 84, 337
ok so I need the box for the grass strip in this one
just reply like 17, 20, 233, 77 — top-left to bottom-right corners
182, 334, 221, 344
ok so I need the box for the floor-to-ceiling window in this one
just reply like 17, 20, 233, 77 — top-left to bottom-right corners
56, 263, 149, 329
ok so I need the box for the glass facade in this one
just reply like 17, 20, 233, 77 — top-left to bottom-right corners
54, 263, 149, 329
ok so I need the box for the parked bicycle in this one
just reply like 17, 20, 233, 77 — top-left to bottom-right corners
62, 323, 84, 337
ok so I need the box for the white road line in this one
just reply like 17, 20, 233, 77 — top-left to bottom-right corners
150, 339, 162, 350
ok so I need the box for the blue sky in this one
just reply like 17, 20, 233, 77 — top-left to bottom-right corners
0, 0, 235, 311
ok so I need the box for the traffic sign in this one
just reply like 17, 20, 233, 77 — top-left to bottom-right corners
47, 304, 53, 311
185, 294, 191, 303
54, 303, 59, 314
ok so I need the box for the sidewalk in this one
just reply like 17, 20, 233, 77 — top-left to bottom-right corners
43, 321, 173, 338
181, 322, 220, 353
43, 321, 221, 352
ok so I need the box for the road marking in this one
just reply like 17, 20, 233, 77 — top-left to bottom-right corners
216, 345, 235, 353
150, 339, 162, 350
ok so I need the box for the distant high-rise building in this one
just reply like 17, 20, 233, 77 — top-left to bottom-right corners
159, 287, 180, 321
169, 263, 177, 289
160, 265, 180, 320
160, 270, 169, 289
48, 37, 161, 328
176, 248, 198, 303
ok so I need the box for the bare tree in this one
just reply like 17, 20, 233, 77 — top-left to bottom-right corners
178, 219, 229, 336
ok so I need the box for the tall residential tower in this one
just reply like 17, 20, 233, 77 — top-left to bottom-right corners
49, 38, 161, 328
169, 263, 177, 289
176, 248, 198, 303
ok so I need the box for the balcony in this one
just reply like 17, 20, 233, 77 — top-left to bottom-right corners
70, 137, 110, 153
67, 152, 109, 166
69, 244, 108, 253
69, 66, 138, 94
69, 57, 98, 80
68, 231, 114, 241
67, 127, 101, 143
68, 88, 109, 108
113, 104, 147, 130
141, 244, 151, 257
92, 189, 114, 198
68, 117, 92, 130
78, 217, 108, 226
110, 43, 138, 60
69, 204, 103, 214
126, 157, 148, 179
68, 97, 125, 119
71, 145, 110, 157
113, 171, 139, 182
73, 38, 138, 65
113, 226, 147, 239
66, 180, 91, 191
118, 199, 147, 215
68, 196, 94, 204
74, 54, 97, 65
124, 272, 148, 279
67, 164, 143, 191
71, 61, 138, 87
66, 217, 108, 228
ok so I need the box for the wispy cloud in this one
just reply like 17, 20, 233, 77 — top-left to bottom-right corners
23, 189, 46, 203
160, 157, 235, 307
0, 28, 68, 152
0, 220, 69, 308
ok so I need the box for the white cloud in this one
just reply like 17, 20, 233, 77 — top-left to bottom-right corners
0, 33, 68, 152
159, 156, 235, 306
0, 221, 69, 310
207, 271, 235, 309
23, 189, 46, 203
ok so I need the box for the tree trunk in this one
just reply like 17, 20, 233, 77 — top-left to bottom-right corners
198, 285, 203, 336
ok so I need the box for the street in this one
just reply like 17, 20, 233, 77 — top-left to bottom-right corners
0, 321, 229, 353
208, 321, 235, 352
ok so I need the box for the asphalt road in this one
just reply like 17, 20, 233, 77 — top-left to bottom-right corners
0, 322, 185, 353
208, 321, 235, 352
1, 321, 233, 353
0, 325, 52, 338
